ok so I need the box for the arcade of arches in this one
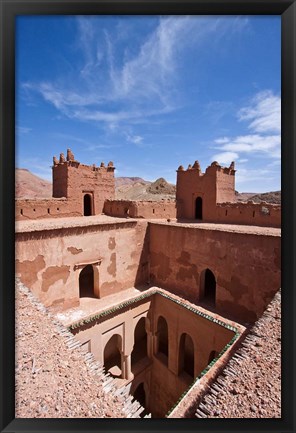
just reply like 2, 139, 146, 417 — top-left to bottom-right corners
72, 292, 236, 418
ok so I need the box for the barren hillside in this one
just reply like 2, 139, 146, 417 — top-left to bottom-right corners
15, 169, 280, 204
16, 169, 52, 198
236, 191, 281, 204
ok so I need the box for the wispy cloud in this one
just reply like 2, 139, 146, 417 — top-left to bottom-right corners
16, 126, 32, 134
212, 151, 239, 165
238, 90, 280, 133
212, 90, 281, 164
52, 133, 121, 152
21, 16, 250, 130
126, 133, 144, 145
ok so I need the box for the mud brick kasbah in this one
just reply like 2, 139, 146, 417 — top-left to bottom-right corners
15, 149, 281, 418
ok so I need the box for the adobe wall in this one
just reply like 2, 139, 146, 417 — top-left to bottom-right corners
104, 200, 176, 219
149, 222, 281, 323
148, 293, 235, 417
15, 198, 82, 220
70, 289, 236, 417
53, 162, 115, 215
213, 202, 281, 228
176, 161, 236, 221
15, 218, 149, 309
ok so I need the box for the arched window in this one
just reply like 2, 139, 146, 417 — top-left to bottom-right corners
195, 196, 202, 220
179, 333, 195, 378
132, 317, 147, 368
79, 265, 94, 298
84, 194, 92, 216
200, 268, 216, 307
157, 316, 168, 364
103, 334, 122, 378
208, 350, 219, 365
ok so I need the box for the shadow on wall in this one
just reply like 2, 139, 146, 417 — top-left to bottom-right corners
134, 224, 151, 290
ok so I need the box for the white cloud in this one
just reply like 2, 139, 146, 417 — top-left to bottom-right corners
126, 134, 144, 145
21, 16, 251, 130
17, 126, 32, 134
212, 151, 238, 165
238, 90, 281, 134
213, 90, 281, 163
214, 134, 280, 157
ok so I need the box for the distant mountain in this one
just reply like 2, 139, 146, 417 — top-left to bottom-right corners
236, 191, 281, 204
16, 168, 52, 199
15, 168, 280, 204
115, 177, 175, 201
115, 177, 148, 187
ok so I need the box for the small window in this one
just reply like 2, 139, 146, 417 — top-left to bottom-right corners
48, 208, 50, 214
253, 211, 255, 217
33, 208, 36, 212
153, 209, 155, 214
225, 210, 228, 216
57, 207, 59, 211
20, 209, 23, 215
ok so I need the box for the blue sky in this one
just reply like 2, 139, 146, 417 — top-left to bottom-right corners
16, 15, 281, 192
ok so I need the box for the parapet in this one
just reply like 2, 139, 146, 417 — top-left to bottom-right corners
177, 160, 235, 176
52, 149, 115, 172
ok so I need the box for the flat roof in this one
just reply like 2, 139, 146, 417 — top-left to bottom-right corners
150, 221, 281, 237
15, 214, 281, 237
15, 214, 139, 233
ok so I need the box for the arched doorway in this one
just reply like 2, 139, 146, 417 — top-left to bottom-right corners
131, 317, 147, 368
132, 382, 149, 417
79, 265, 94, 298
84, 194, 92, 216
157, 316, 168, 364
200, 268, 216, 306
103, 334, 122, 378
195, 196, 202, 220
179, 333, 195, 378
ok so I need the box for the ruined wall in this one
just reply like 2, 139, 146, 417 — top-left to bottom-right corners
104, 200, 176, 219
15, 219, 149, 309
149, 223, 281, 323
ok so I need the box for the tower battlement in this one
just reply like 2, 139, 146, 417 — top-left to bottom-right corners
52, 149, 115, 214
176, 160, 236, 220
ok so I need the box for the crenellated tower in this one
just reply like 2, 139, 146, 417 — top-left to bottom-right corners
52, 149, 115, 215
176, 160, 236, 220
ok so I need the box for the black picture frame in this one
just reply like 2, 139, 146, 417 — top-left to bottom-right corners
1, 1, 295, 432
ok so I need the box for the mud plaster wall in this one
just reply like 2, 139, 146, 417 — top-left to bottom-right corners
214, 202, 281, 228
71, 293, 234, 417
104, 200, 176, 219
149, 223, 281, 323
15, 220, 149, 309
148, 293, 234, 417
16, 198, 81, 221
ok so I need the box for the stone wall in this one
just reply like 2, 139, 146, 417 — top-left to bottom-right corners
149, 222, 281, 323
15, 219, 149, 309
